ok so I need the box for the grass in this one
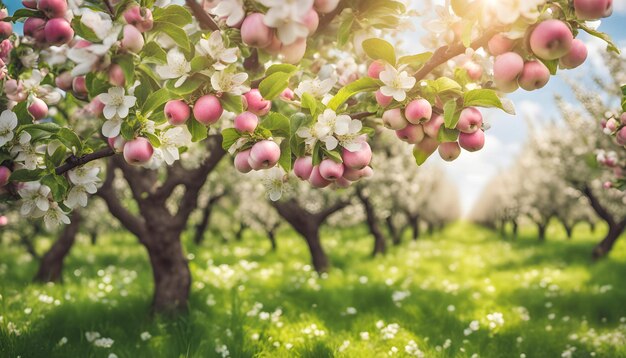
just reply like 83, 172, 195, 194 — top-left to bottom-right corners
1, 221, 626, 357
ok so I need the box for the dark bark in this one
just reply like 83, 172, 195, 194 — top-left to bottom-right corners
511, 220, 519, 240
98, 135, 226, 313
267, 228, 277, 251
194, 192, 226, 245
537, 223, 547, 242
356, 188, 386, 256
427, 221, 435, 236
89, 230, 98, 245
581, 185, 626, 259
593, 222, 626, 259
273, 199, 349, 273
235, 222, 247, 241
386, 216, 402, 246
33, 211, 81, 283
564, 225, 573, 240
409, 215, 420, 241
589, 221, 597, 233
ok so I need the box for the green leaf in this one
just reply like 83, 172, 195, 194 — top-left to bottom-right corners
54, 128, 83, 153
397, 52, 433, 69
153, 21, 191, 52
413, 146, 434, 166
433, 77, 462, 95
266, 64, 298, 76
261, 112, 290, 138
323, 148, 343, 163
327, 77, 381, 111
443, 100, 459, 129
114, 54, 135, 87
120, 121, 137, 140
41, 174, 69, 202
166, 75, 206, 95
20, 123, 61, 141
579, 23, 620, 54
278, 140, 292, 172
540, 58, 559, 76
13, 102, 31, 126
289, 113, 307, 158
463, 89, 504, 110
300, 93, 317, 115
437, 127, 459, 143
312, 141, 322, 166
85, 73, 111, 100
187, 118, 209, 142
259, 72, 292, 100
190, 56, 212, 72
221, 128, 241, 150
9, 169, 44, 182
142, 42, 168, 64
70, 17, 100, 42
221, 93, 243, 113
7, 8, 42, 20
362, 38, 396, 65
142, 88, 177, 115
45, 144, 67, 168
337, 16, 354, 47
152, 5, 192, 26
145, 132, 161, 148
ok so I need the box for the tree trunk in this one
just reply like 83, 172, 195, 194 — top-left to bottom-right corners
356, 189, 386, 256
303, 229, 329, 273
386, 216, 401, 246
499, 220, 506, 237
235, 222, 246, 241
564, 225, 573, 240
142, 229, 191, 314
537, 223, 547, 242
589, 221, 596, 233
194, 202, 213, 245
409, 216, 420, 241
33, 212, 81, 283
592, 223, 626, 259
427, 221, 435, 236
512, 220, 519, 240
267, 229, 277, 251
89, 230, 98, 245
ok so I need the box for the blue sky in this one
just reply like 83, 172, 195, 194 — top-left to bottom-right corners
3, 0, 625, 213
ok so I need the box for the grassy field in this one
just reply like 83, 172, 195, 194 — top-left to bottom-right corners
1, 222, 626, 357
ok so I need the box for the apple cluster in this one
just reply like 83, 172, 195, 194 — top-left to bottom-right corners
22, 0, 73, 45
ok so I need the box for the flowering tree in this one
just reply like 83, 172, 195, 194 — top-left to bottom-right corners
0, 0, 617, 312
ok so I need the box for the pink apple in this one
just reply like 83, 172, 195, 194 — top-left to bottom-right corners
488, 34, 514, 56
438, 142, 461, 161
241, 13, 273, 48
396, 124, 425, 144
574, 0, 613, 20
559, 39, 588, 69
164, 100, 190, 125
243, 89, 271, 116
234, 111, 259, 133
294, 156, 314, 180
108, 136, 127, 153
616, 127, 626, 146
123, 137, 154, 165
342, 141, 372, 169
28, 97, 48, 120
456, 107, 483, 134
234, 149, 253, 173
55, 71, 73, 90
108, 64, 125, 87
302, 8, 319, 34
368, 60, 386, 79
72, 76, 87, 96
248, 140, 281, 170
123, 5, 154, 32
319, 159, 344, 181
620, 112, 626, 126
343, 166, 374, 181
422, 114, 444, 138
86, 98, 105, 116
121, 25, 144, 53
38, 0, 68, 18
459, 130, 485, 152
493, 52, 524, 93
23, 0, 38, 8
405, 99, 432, 124
264, 33, 282, 55
0, 166, 11, 187
44, 18, 74, 45
309, 165, 331, 188
280, 88, 295, 101
529, 20, 573, 60
24, 17, 47, 43
280, 38, 307, 64
382, 108, 409, 130
518, 60, 550, 91
0, 19, 12, 40
334, 176, 352, 188
375, 90, 393, 107
193, 95, 223, 125
314, 0, 340, 13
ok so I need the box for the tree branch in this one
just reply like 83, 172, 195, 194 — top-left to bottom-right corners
414, 30, 498, 81
103, 0, 114, 15
317, 200, 350, 222
581, 184, 616, 227
185, 0, 219, 31
55, 147, 116, 175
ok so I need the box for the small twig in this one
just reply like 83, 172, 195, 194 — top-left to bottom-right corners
350, 111, 376, 120
55, 147, 116, 175
185, 0, 219, 31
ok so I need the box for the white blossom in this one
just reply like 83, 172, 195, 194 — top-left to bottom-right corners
196, 31, 238, 70
210, 71, 249, 95
0, 110, 18, 147
99, 87, 137, 120
294, 77, 337, 100
11, 132, 41, 170
257, 0, 312, 45
160, 126, 192, 165
262, 167, 286, 201
102, 115, 123, 138
379, 64, 416, 102
156, 48, 191, 88
209, 0, 245, 27
43, 203, 71, 230
18, 182, 51, 216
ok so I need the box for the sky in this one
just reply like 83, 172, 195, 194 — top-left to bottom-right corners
2, 0, 626, 214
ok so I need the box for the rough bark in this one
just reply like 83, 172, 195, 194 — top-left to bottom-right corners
356, 188, 386, 256
97, 135, 225, 313
273, 199, 349, 273
33, 211, 81, 283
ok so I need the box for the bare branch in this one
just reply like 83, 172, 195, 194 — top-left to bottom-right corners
55, 147, 116, 175
185, 0, 219, 31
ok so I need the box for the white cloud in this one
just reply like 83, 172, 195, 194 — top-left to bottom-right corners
614, 0, 626, 14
